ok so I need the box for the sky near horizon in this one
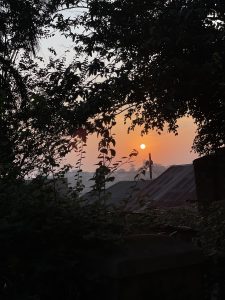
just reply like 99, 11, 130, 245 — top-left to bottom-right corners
66, 115, 199, 171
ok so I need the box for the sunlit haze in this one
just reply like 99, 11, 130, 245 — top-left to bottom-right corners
66, 115, 198, 171
38, 22, 199, 172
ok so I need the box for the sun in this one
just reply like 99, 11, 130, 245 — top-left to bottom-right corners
140, 143, 146, 150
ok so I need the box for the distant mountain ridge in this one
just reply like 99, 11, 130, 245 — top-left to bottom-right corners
66, 164, 166, 194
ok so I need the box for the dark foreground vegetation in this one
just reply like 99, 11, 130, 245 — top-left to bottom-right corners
1, 0, 225, 299
0, 181, 225, 299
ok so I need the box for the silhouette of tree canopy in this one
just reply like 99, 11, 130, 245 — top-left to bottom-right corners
0, 0, 87, 178
1, 0, 225, 179
72, 0, 225, 155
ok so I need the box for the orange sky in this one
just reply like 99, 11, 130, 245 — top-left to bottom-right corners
66, 116, 198, 171
39, 31, 199, 171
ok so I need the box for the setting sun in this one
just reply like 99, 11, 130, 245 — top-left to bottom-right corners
140, 144, 146, 150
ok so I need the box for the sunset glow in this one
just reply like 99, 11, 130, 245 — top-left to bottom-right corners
140, 144, 146, 150
65, 115, 199, 171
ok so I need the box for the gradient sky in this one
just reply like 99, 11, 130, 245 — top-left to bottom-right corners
66, 115, 199, 171
39, 22, 199, 172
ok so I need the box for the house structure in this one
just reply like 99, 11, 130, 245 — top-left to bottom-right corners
83, 180, 152, 210
137, 164, 197, 211
83, 164, 197, 211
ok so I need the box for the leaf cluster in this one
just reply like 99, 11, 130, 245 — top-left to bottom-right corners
72, 0, 225, 154
2, 0, 225, 180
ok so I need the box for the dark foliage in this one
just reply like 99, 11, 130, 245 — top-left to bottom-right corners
0, 0, 88, 178
1, 3, 225, 297
2, 0, 225, 178
71, 0, 225, 155
0, 185, 126, 300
